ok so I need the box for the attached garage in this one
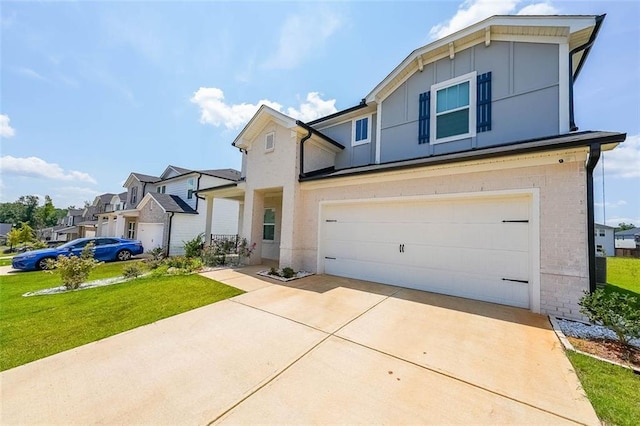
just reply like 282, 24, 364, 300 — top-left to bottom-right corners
138, 223, 164, 253
319, 191, 539, 310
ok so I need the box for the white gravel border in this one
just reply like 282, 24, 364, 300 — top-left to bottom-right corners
257, 270, 313, 282
549, 316, 640, 373
22, 273, 150, 297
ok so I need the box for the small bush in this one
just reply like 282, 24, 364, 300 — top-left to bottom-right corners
268, 266, 279, 276
237, 238, 256, 260
281, 267, 295, 279
202, 245, 226, 267
183, 233, 204, 258
32, 240, 48, 249
147, 247, 165, 261
143, 258, 164, 270
122, 263, 144, 279
579, 289, 640, 349
166, 256, 202, 273
46, 243, 99, 290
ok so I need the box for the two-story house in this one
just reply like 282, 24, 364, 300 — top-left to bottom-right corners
197, 15, 626, 320
99, 165, 241, 255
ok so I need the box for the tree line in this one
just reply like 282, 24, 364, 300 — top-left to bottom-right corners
0, 195, 68, 229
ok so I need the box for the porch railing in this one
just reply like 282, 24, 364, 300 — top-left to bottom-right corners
209, 234, 240, 254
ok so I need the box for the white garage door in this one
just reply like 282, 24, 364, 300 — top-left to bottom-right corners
138, 223, 164, 254
320, 195, 532, 308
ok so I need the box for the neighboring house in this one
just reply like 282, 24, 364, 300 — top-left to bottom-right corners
55, 209, 85, 241
0, 223, 12, 245
594, 223, 615, 257
197, 15, 626, 320
99, 165, 241, 255
614, 227, 640, 249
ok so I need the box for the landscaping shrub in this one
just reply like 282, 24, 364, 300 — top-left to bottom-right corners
237, 238, 256, 261
579, 289, 640, 350
183, 233, 204, 258
165, 256, 202, 273
122, 263, 144, 279
281, 267, 295, 279
269, 266, 279, 276
45, 243, 99, 290
147, 247, 165, 260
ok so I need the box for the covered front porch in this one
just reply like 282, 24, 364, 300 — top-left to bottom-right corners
97, 210, 139, 239
197, 183, 290, 267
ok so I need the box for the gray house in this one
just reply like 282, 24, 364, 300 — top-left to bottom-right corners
198, 14, 626, 320
594, 223, 615, 257
615, 227, 640, 249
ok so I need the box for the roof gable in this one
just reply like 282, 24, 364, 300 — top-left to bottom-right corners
138, 193, 197, 214
366, 15, 601, 103
124, 172, 161, 188
232, 105, 297, 149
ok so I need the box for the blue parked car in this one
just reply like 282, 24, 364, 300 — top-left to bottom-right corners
11, 237, 144, 271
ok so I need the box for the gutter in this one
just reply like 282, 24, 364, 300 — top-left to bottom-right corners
295, 120, 345, 179
307, 99, 368, 125
585, 143, 601, 293
195, 173, 202, 211
299, 128, 312, 179
166, 212, 175, 256
568, 14, 605, 131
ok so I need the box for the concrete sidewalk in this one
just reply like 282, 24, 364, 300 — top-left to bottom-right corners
0, 266, 599, 425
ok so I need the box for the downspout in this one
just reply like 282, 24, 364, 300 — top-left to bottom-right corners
166, 212, 175, 256
299, 129, 312, 179
568, 15, 605, 131
585, 143, 601, 293
195, 173, 202, 210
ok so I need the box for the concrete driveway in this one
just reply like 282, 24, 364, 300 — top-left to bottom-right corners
0, 266, 598, 425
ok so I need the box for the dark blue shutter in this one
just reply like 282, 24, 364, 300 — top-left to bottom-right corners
418, 91, 430, 144
477, 72, 491, 132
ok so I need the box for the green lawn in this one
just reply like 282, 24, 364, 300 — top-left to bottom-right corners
606, 257, 640, 297
0, 258, 13, 266
565, 256, 640, 426
0, 262, 243, 371
567, 351, 640, 426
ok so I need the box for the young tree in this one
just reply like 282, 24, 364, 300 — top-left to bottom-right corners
17, 223, 35, 244
6, 228, 21, 249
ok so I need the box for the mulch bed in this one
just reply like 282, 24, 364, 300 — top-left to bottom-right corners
568, 336, 640, 369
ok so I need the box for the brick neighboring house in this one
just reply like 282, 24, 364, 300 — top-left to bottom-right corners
197, 15, 626, 320
98, 165, 241, 255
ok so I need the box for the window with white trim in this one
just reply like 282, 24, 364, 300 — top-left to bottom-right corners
352, 115, 371, 146
263, 208, 275, 241
598, 229, 605, 237
127, 221, 136, 239
156, 185, 166, 194
265, 132, 275, 152
130, 186, 138, 204
187, 178, 195, 199
431, 72, 476, 144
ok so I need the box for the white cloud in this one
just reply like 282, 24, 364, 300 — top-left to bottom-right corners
0, 114, 15, 138
16, 67, 47, 81
604, 134, 640, 178
0, 156, 97, 184
190, 88, 337, 129
429, 0, 558, 40
286, 92, 338, 122
605, 216, 640, 228
262, 8, 342, 70
595, 200, 628, 208
517, 2, 558, 15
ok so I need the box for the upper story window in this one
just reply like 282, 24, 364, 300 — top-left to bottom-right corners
265, 132, 275, 152
352, 115, 371, 146
157, 185, 166, 194
598, 229, 606, 237
130, 186, 138, 205
187, 178, 195, 199
431, 71, 477, 144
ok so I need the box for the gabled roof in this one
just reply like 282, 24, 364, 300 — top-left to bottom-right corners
232, 104, 344, 152
132, 172, 161, 183
67, 209, 84, 216
160, 165, 192, 180
200, 169, 242, 181
140, 193, 197, 214
366, 15, 603, 103
118, 192, 127, 202
594, 223, 616, 230
93, 193, 116, 206
615, 227, 640, 237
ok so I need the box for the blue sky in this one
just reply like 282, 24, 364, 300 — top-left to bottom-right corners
1, 0, 638, 226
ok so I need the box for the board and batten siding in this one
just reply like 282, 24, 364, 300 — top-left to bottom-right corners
168, 213, 206, 256
378, 41, 559, 163
318, 116, 377, 170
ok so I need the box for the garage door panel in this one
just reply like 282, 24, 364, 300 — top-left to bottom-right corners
321, 195, 531, 309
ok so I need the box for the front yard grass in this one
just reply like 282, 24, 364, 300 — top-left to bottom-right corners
567, 351, 640, 426
0, 262, 243, 371
564, 256, 640, 426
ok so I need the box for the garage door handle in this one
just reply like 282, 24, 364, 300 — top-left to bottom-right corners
502, 278, 529, 284
399, 244, 405, 253
325, 256, 336, 260
502, 220, 529, 223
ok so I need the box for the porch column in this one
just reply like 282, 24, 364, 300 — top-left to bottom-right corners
279, 183, 301, 271
204, 196, 214, 245
242, 190, 264, 265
